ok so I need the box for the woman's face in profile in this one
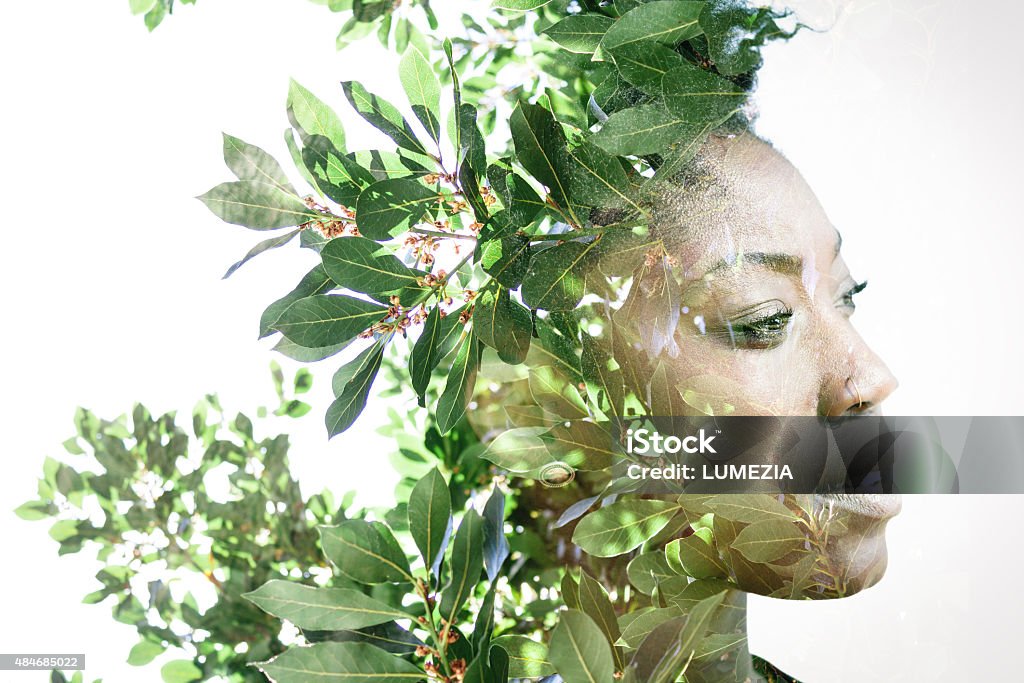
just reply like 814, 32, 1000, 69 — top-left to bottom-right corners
651, 133, 902, 596
660, 133, 897, 417
471, 133, 903, 598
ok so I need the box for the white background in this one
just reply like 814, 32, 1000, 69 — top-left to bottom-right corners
0, 0, 1021, 680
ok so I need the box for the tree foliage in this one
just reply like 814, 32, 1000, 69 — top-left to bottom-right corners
133, 0, 442, 51
201, 0, 795, 444
19, 368, 337, 681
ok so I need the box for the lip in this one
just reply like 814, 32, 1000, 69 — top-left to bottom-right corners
815, 493, 902, 520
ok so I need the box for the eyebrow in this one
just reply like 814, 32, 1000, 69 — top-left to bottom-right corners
706, 251, 804, 278
702, 230, 842, 279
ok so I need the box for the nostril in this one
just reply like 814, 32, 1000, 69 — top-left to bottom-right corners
845, 377, 864, 409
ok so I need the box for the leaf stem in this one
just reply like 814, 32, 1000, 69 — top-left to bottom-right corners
416, 583, 453, 678
411, 227, 478, 241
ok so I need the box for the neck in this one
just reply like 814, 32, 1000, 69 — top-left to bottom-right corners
678, 588, 772, 683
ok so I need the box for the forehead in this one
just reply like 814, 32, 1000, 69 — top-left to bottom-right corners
650, 134, 839, 278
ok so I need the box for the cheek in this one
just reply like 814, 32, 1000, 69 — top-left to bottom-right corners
673, 335, 822, 415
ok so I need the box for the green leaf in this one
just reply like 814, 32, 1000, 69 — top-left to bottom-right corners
456, 109, 489, 222
331, 339, 375, 396
14, 500, 56, 521
630, 591, 727, 683
356, 178, 438, 240
580, 332, 624, 418
542, 15, 615, 53
564, 142, 641, 211
474, 287, 532, 364
572, 499, 680, 557
578, 571, 624, 670
521, 241, 596, 311
650, 116, 719, 180
326, 338, 386, 437
261, 265, 336, 338
614, 256, 680, 359
480, 427, 554, 475
435, 335, 478, 434
440, 509, 484, 623
336, 15, 377, 50
648, 359, 684, 416
626, 552, 674, 596
561, 572, 581, 611
304, 146, 377, 208
473, 585, 498, 655
49, 518, 78, 543
481, 489, 509, 583
489, 648, 509, 683
592, 104, 701, 157
700, 2, 792, 76
407, 468, 452, 576
223, 133, 296, 195
549, 610, 615, 683
509, 102, 572, 209
532, 317, 584, 384
274, 336, 351, 362
286, 127, 320, 189
288, 79, 347, 153
409, 306, 464, 403
665, 529, 727, 579
457, 104, 487, 178
607, 42, 685, 93
295, 368, 314, 394
244, 580, 407, 630
62, 436, 84, 455
529, 365, 588, 420
601, 1, 705, 50
617, 607, 683, 649
399, 46, 442, 144
493, 0, 552, 9
275, 294, 386, 348
350, 149, 432, 179
491, 635, 554, 678
130, 0, 157, 16
542, 421, 617, 471
320, 520, 413, 584
487, 161, 544, 228
342, 81, 430, 157
222, 228, 301, 279
143, 5, 167, 31
307, 622, 425, 655
160, 660, 202, 683
704, 494, 799, 524
480, 233, 531, 289
662, 62, 746, 123
198, 181, 318, 230
321, 236, 420, 294
260, 642, 424, 683
127, 639, 164, 666
730, 519, 806, 563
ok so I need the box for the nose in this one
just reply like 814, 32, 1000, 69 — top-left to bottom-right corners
820, 332, 899, 417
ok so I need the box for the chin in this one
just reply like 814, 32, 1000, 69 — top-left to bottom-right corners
819, 493, 901, 596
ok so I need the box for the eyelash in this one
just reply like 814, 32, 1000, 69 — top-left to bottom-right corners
726, 305, 794, 350
838, 280, 868, 311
